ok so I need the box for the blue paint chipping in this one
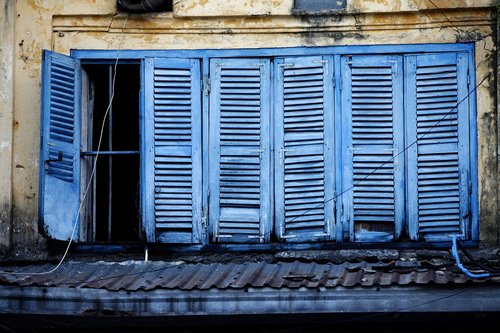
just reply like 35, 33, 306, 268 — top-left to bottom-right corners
40, 44, 478, 246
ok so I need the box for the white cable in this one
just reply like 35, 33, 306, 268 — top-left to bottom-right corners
0, 14, 129, 276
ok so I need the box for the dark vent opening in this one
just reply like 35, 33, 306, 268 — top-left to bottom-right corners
117, 0, 173, 13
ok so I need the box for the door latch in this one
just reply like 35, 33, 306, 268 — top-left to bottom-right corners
45, 150, 63, 169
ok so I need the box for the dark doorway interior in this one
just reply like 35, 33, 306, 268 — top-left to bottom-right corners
84, 64, 141, 242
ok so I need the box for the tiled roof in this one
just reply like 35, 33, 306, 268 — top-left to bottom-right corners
0, 259, 486, 291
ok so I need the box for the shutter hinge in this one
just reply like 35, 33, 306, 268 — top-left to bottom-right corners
313, 232, 330, 238
203, 76, 210, 96
468, 180, 472, 194
313, 60, 328, 75
332, 75, 336, 88
467, 73, 470, 86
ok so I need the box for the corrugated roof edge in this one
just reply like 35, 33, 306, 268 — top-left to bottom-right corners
0, 260, 497, 292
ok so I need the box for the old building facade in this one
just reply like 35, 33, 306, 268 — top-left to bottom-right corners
0, 0, 498, 259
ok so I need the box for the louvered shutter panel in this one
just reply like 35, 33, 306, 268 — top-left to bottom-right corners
275, 56, 335, 242
39, 50, 81, 241
209, 58, 272, 243
406, 53, 471, 241
341, 55, 405, 242
143, 58, 202, 243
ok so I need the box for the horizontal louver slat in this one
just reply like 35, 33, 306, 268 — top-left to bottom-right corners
344, 56, 404, 242
276, 56, 334, 241
415, 60, 461, 237
47, 57, 77, 182
154, 68, 192, 146
49, 61, 76, 146
218, 64, 262, 238
151, 61, 200, 243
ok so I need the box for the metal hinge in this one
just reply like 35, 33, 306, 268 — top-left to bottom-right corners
468, 180, 472, 194
313, 60, 328, 75
313, 232, 330, 238
203, 76, 210, 96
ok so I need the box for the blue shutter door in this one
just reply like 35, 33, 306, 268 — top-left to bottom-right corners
275, 56, 335, 242
39, 50, 81, 241
209, 58, 272, 243
341, 55, 405, 242
143, 58, 202, 243
406, 53, 471, 241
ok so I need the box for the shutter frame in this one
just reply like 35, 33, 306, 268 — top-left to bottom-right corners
39, 50, 82, 241
209, 58, 272, 243
406, 52, 471, 241
341, 55, 405, 242
274, 56, 335, 242
143, 58, 203, 243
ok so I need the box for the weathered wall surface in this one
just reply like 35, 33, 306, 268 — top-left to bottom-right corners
0, 0, 497, 258
0, 0, 14, 255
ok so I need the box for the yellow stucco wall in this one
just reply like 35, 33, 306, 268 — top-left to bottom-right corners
0, 0, 497, 257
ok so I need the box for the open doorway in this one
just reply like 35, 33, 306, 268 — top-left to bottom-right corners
81, 64, 142, 242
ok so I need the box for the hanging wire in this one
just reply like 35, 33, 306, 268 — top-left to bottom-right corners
240, 71, 491, 243
0, 13, 130, 276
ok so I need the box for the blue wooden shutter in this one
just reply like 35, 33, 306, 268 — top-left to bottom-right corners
143, 58, 202, 243
274, 56, 335, 242
39, 50, 81, 240
406, 53, 472, 241
209, 58, 272, 243
341, 55, 405, 242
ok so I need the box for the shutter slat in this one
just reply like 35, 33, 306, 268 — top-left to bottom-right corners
210, 58, 272, 243
276, 56, 334, 242
407, 53, 470, 241
40, 51, 81, 241
342, 55, 405, 242
146, 58, 202, 243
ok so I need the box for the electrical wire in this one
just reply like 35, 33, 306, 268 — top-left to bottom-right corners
1, 60, 485, 273
457, 239, 500, 274
412, 0, 495, 54
451, 235, 490, 279
0, 3, 494, 271
0, 13, 129, 276
240, 71, 491, 243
